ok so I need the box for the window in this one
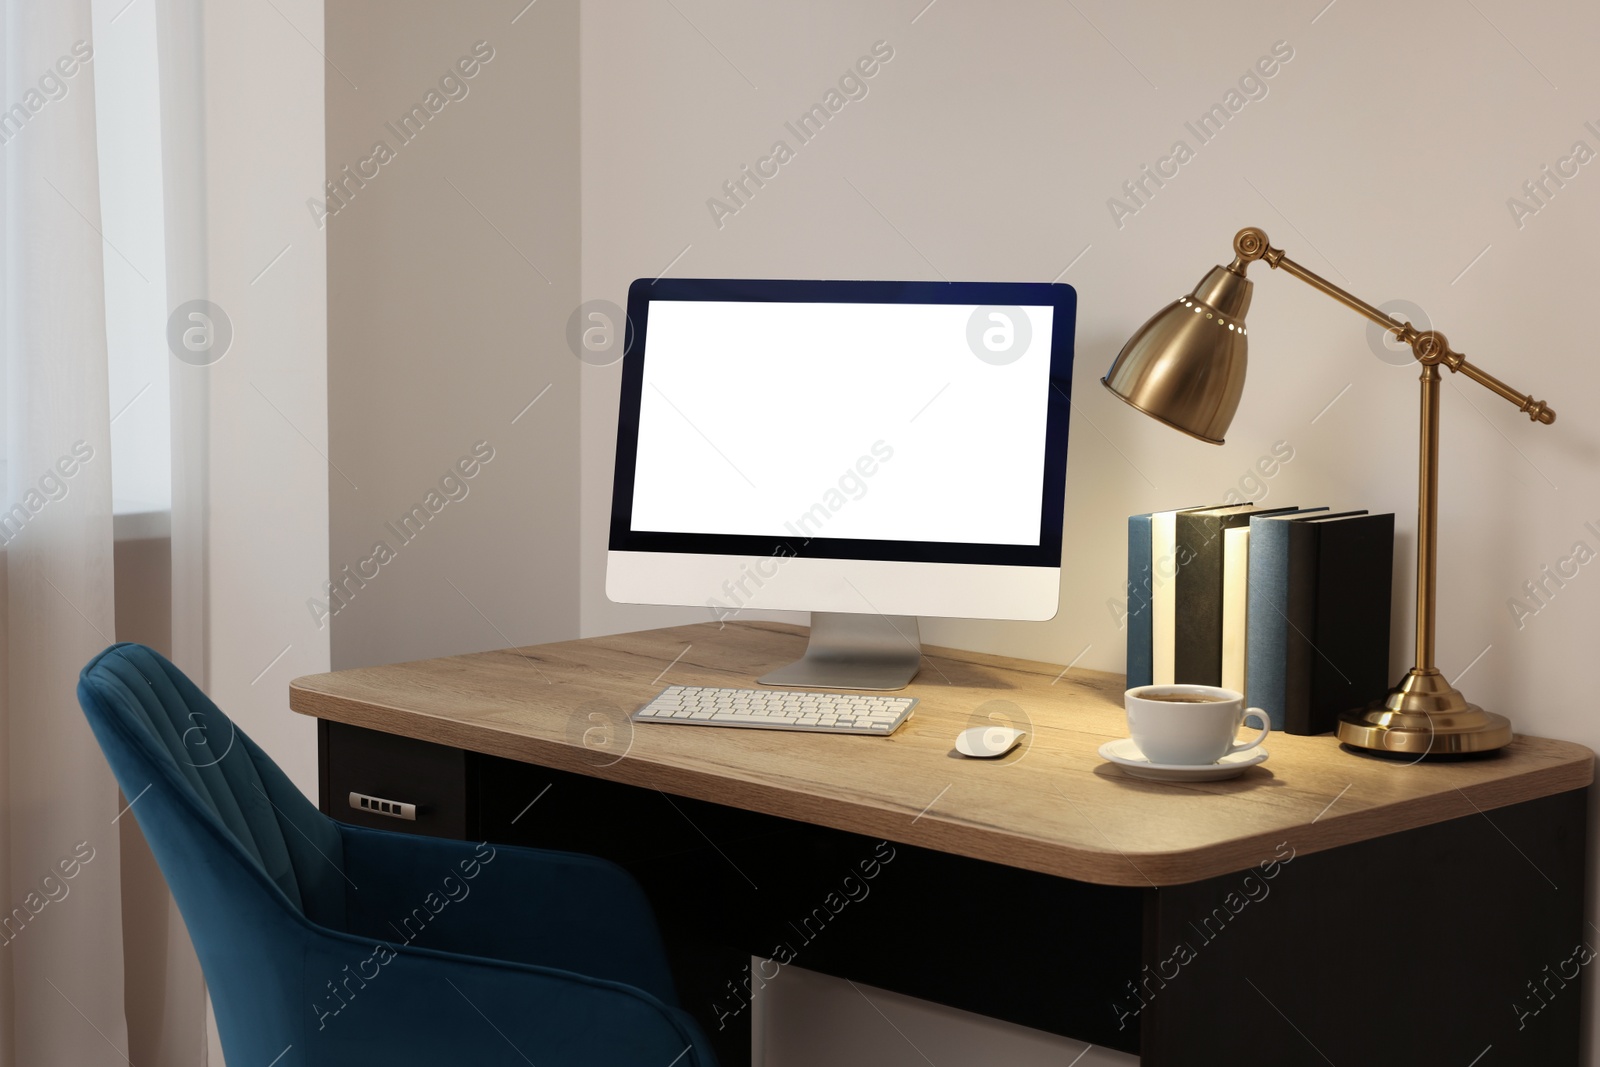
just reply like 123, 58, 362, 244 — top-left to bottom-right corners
95, 0, 171, 519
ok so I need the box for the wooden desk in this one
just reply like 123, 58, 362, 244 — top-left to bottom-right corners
292, 622, 1593, 1065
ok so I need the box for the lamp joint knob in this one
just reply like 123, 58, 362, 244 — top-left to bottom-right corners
1412, 330, 1450, 366
1232, 227, 1271, 263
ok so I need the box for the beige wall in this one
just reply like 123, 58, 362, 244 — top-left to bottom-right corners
580, 1, 1599, 1062
326, 1, 581, 670
579, 0, 1600, 678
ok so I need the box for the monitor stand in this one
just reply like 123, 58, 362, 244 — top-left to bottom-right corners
757, 611, 922, 691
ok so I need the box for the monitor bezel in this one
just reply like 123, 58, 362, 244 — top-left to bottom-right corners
609, 277, 1076, 568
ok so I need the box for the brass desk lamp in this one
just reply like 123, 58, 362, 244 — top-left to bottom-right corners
1103, 227, 1556, 755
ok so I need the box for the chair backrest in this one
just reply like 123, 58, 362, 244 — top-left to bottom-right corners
76, 643, 345, 926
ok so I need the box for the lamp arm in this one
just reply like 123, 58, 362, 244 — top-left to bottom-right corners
1230, 227, 1556, 425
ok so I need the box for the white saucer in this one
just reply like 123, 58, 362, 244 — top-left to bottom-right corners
1097, 737, 1268, 782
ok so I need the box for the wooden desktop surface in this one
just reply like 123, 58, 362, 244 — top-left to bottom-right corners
289, 621, 1593, 887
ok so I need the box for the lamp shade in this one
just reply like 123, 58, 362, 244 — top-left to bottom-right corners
1101, 264, 1254, 444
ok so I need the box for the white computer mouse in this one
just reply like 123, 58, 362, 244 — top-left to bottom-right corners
955, 725, 1026, 759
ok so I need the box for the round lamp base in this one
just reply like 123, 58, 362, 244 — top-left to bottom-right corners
1335, 668, 1513, 756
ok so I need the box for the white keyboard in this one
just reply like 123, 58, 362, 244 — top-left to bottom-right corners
634, 685, 917, 735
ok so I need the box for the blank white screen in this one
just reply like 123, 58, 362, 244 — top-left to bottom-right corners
630, 300, 1053, 546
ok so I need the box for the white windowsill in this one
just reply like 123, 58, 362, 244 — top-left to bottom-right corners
113, 509, 171, 542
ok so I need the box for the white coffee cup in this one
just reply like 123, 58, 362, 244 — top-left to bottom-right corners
1124, 684, 1270, 766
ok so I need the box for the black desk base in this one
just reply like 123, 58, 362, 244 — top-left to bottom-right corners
321, 721, 1588, 1065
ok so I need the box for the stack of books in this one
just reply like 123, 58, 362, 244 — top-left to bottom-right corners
1125, 504, 1395, 735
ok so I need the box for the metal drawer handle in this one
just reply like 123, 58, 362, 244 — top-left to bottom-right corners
348, 791, 417, 821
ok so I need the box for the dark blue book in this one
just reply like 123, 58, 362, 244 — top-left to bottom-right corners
1126, 513, 1154, 688
1245, 508, 1334, 729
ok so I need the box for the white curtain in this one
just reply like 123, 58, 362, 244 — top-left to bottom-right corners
1, 1, 127, 1064
0, 0, 326, 1058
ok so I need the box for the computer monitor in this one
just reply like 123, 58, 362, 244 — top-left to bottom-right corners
607, 278, 1076, 690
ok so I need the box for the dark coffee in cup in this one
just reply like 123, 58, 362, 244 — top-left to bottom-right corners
1141, 693, 1228, 703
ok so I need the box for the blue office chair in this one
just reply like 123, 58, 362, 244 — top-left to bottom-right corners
78, 642, 718, 1066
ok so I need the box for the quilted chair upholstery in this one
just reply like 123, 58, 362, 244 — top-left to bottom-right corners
78, 642, 717, 1066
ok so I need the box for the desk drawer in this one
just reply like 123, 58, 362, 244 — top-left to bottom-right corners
319, 720, 475, 839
